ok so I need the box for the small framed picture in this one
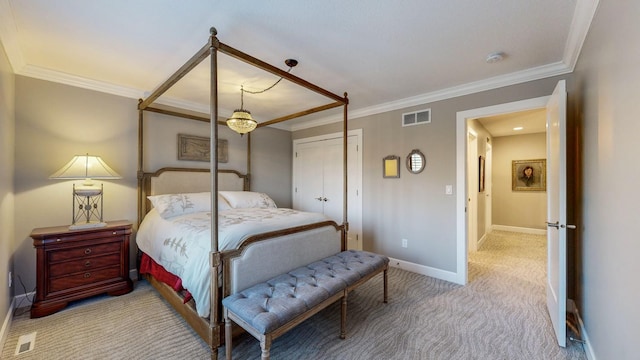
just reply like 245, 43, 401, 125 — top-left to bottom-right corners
383, 155, 400, 178
512, 159, 546, 191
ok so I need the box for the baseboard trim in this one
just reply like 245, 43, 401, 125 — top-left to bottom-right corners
478, 232, 488, 248
577, 309, 596, 360
492, 225, 547, 235
388, 257, 459, 283
567, 299, 595, 359
13, 291, 34, 308
1, 296, 16, 354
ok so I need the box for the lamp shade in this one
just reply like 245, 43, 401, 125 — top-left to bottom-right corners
227, 109, 257, 134
49, 154, 122, 180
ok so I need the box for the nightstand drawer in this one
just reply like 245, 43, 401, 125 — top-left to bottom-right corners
48, 242, 121, 262
41, 228, 128, 243
49, 253, 121, 277
49, 266, 121, 293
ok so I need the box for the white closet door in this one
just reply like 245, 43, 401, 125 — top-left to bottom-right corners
293, 131, 363, 250
322, 138, 344, 224
293, 142, 325, 214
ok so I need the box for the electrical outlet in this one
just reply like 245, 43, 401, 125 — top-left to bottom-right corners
402, 239, 408, 248
8, 271, 12, 288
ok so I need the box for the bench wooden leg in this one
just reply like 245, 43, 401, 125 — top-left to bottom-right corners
260, 336, 272, 360
225, 314, 233, 360
340, 292, 348, 339
383, 268, 388, 303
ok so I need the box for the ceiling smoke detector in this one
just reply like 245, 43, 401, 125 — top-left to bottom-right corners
486, 52, 505, 63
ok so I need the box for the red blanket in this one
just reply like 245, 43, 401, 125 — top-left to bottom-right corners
139, 253, 193, 303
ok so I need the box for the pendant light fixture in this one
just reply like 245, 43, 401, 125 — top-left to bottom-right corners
226, 59, 298, 135
226, 85, 257, 134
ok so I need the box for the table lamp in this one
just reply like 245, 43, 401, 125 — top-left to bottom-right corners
49, 154, 122, 230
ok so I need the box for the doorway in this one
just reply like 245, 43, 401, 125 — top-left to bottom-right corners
455, 96, 550, 285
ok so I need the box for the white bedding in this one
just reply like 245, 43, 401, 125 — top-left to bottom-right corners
137, 207, 329, 317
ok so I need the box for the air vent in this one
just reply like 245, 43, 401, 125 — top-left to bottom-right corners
402, 109, 431, 127
15, 332, 36, 355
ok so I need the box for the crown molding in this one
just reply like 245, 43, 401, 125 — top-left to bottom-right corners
2, 0, 598, 133
290, 61, 572, 131
19, 64, 235, 115
20, 64, 144, 99
563, 0, 600, 71
0, 0, 25, 72
9, 51, 575, 135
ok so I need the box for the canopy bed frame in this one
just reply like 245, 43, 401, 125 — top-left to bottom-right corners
136, 27, 349, 359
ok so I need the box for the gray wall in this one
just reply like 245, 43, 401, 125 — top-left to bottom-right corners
492, 132, 547, 229
294, 75, 568, 273
571, 1, 640, 358
11, 76, 292, 298
0, 39, 15, 337
142, 111, 292, 207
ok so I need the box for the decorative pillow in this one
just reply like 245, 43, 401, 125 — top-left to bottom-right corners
218, 191, 277, 209
148, 192, 232, 219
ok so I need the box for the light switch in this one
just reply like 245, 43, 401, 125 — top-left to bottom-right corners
445, 185, 453, 195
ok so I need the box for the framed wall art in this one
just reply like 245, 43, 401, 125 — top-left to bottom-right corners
512, 158, 546, 191
177, 134, 228, 163
383, 155, 400, 178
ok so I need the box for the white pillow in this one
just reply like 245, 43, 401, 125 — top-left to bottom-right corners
219, 191, 277, 209
148, 192, 232, 219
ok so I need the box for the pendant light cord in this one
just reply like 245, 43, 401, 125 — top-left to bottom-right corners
242, 63, 295, 95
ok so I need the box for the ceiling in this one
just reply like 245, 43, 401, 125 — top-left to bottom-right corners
0, 0, 597, 131
478, 108, 547, 137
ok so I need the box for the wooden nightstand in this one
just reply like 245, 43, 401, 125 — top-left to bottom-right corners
30, 220, 134, 318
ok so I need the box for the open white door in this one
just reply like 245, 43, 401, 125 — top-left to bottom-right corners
484, 142, 492, 234
545, 80, 569, 347
467, 129, 478, 252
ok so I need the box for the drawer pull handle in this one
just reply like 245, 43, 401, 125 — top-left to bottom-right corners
85, 261, 91, 267
84, 248, 92, 255
113, 231, 117, 235
84, 273, 91, 278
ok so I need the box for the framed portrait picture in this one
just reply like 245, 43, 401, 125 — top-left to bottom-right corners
177, 134, 228, 163
512, 159, 546, 191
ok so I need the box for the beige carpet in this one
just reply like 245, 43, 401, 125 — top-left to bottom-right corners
2, 231, 586, 359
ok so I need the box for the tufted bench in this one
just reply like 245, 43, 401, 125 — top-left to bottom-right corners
222, 250, 389, 360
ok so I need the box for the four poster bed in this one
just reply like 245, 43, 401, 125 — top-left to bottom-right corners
135, 28, 351, 358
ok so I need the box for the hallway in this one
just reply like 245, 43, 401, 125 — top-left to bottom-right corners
468, 230, 586, 359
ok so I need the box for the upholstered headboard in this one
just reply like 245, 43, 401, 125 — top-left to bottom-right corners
139, 167, 249, 217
